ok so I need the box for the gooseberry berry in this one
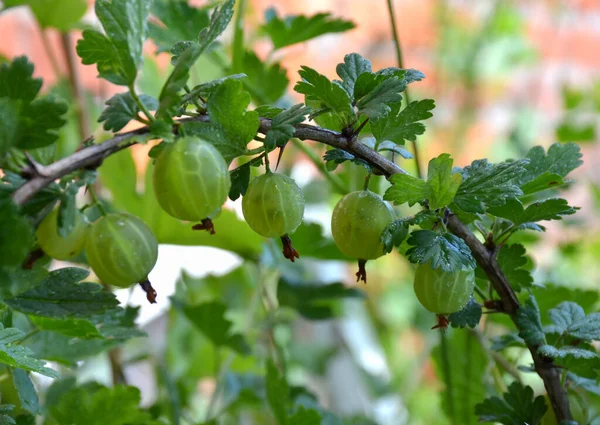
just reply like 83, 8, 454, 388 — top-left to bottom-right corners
153, 136, 231, 233
36, 208, 88, 260
85, 213, 158, 298
242, 172, 305, 261
331, 190, 395, 282
413, 262, 475, 326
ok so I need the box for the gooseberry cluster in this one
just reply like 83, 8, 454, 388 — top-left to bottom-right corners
36, 135, 474, 324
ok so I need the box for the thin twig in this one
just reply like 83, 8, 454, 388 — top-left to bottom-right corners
37, 25, 62, 79
61, 33, 90, 140
385, 0, 423, 179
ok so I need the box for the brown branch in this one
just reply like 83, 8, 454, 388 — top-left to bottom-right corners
446, 215, 571, 420
10, 114, 571, 421
12, 116, 406, 205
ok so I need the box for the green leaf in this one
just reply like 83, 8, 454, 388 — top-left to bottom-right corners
497, 244, 533, 292
380, 210, 435, 254
264, 104, 311, 151
488, 198, 577, 227
0, 325, 58, 378
517, 143, 583, 188
48, 384, 159, 425
516, 295, 546, 346
355, 77, 406, 120
26, 308, 143, 365
405, 230, 476, 272
426, 154, 462, 209
0, 405, 15, 425
0, 265, 47, 302
186, 74, 247, 100
289, 407, 322, 425
228, 155, 264, 201
520, 172, 565, 195
384, 154, 461, 209
156, 43, 202, 121
534, 284, 598, 318
448, 297, 482, 328
148, 0, 210, 53
0, 197, 34, 268
0, 57, 67, 151
174, 300, 249, 355
10, 369, 39, 415
28, 316, 101, 338
0, 98, 21, 156
184, 79, 259, 162
76, 0, 151, 85
322, 149, 372, 172
278, 279, 364, 320
228, 162, 251, 201
380, 221, 409, 254
28, 0, 87, 31
5, 268, 119, 318
18, 96, 68, 149
453, 159, 527, 213
262, 8, 354, 50
371, 99, 435, 146
266, 359, 289, 425
335, 53, 372, 97
0, 57, 42, 103
196, 0, 234, 53
170, 0, 235, 63
475, 382, 547, 425
294, 66, 355, 127
537, 345, 600, 379
432, 330, 487, 424
242, 51, 288, 104
98, 92, 157, 132
383, 174, 427, 207
547, 302, 600, 341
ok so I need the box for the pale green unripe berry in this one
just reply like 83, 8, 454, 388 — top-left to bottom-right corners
85, 213, 158, 288
331, 190, 395, 260
242, 172, 305, 238
36, 208, 88, 260
413, 262, 475, 314
153, 136, 231, 222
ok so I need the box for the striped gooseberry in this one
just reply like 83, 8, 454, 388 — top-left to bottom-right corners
331, 190, 395, 282
85, 213, 158, 301
36, 208, 88, 261
413, 262, 475, 327
153, 136, 231, 233
242, 172, 305, 261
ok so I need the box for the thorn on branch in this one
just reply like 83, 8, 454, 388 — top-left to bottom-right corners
20, 152, 47, 179
351, 118, 370, 138
485, 233, 496, 250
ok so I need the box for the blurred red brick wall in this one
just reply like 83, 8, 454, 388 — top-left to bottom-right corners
1, 0, 599, 165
